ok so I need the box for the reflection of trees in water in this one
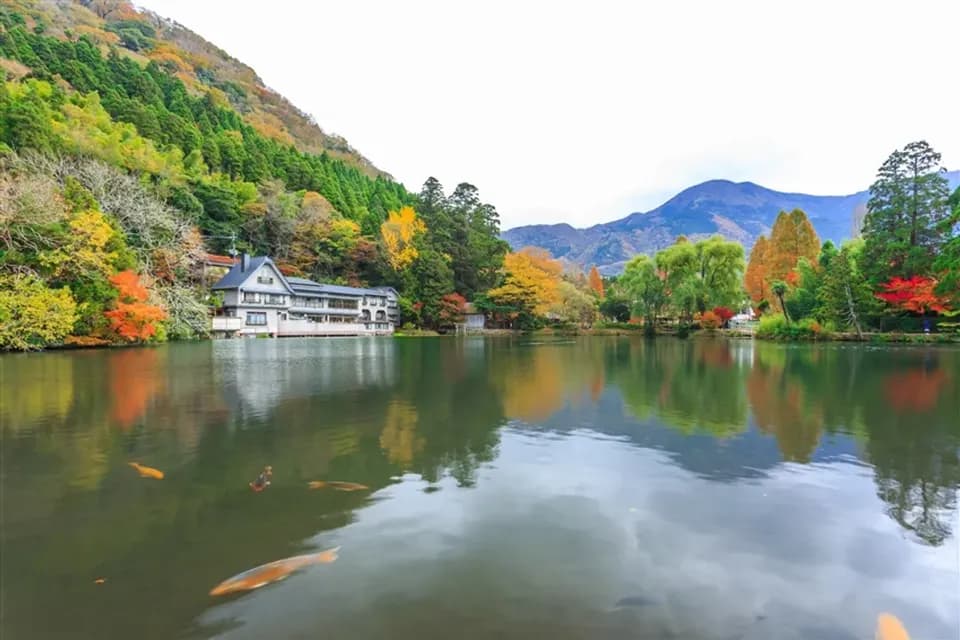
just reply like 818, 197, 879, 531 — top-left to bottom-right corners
747, 346, 824, 463
614, 339, 748, 437
859, 352, 959, 546
749, 343, 960, 546
379, 400, 423, 467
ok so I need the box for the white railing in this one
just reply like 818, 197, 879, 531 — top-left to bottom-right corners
277, 319, 392, 336
212, 317, 245, 332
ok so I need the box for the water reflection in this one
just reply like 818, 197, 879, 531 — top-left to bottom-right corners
1, 338, 959, 639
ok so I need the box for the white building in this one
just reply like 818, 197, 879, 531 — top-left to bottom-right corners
210, 255, 398, 337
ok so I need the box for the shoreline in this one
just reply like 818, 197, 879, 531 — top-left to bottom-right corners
6, 327, 959, 354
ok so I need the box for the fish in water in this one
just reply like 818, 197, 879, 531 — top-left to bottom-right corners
250, 465, 273, 492
93, 578, 106, 585
128, 462, 164, 479
613, 595, 657, 609
876, 613, 910, 640
209, 547, 340, 596
308, 480, 369, 492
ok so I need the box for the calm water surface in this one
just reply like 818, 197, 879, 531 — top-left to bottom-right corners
2, 337, 958, 640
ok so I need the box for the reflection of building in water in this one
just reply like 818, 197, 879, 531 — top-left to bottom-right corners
214, 337, 397, 420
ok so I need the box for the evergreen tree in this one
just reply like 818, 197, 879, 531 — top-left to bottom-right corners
862, 141, 950, 283
819, 243, 877, 339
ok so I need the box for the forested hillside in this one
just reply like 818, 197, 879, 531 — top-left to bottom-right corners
0, 0, 516, 348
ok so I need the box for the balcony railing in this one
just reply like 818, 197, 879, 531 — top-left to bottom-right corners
212, 317, 245, 332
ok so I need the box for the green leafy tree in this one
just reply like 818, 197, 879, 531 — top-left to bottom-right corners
412, 246, 454, 328
932, 186, 960, 304
621, 254, 666, 329
819, 242, 877, 339
862, 141, 951, 283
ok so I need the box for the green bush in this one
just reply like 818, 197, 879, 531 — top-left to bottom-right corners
756, 314, 830, 340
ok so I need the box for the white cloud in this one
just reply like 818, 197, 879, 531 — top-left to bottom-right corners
138, 0, 960, 229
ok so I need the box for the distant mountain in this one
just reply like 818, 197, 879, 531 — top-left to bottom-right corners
503, 172, 960, 274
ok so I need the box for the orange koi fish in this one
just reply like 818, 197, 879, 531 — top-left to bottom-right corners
876, 613, 910, 640
209, 547, 340, 596
307, 480, 369, 492
128, 462, 164, 479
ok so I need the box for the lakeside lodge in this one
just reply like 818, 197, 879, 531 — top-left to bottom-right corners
210, 255, 399, 337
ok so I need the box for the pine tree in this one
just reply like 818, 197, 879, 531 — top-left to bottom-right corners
862, 141, 950, 283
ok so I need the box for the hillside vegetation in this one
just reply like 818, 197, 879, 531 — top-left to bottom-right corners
0, 1, 522, 348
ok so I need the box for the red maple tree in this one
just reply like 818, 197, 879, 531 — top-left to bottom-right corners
875, 276, 950, 314
438, 292, 467, 326
712, 306, 734, 323
104, 270, 167, 342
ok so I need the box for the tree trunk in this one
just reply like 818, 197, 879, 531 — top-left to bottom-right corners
778, 293, 790, 324
844, 283, 863, 340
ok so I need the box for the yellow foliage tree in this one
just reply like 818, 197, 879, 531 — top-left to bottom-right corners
380, 206, 426, 271
488, 247, 563, 316
40, 208, 120, 283
0, 274, 78, 350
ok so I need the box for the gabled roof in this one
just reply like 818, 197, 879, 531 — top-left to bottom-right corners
211, 256, 294, 293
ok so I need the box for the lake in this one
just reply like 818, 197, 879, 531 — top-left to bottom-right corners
1, 337, 958, 640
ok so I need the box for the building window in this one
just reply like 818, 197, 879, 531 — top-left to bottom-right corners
376, 310, 386, 321
328, 298, 358, 310
257, 275, 274, 285
266, 294, 284, 305
246, 311, 267, 326
242, 291, 258, 303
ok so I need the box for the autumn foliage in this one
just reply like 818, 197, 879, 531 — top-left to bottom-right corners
437, 292, 468, 327
699, 310, 722, 330
104, 271, 167, 342
488, 248, 563, 316
588, 266, 605, 298
744, 235, 770, 305
380, 206, 426, 271
875, 276, 950, 314
744, 210, 820, 312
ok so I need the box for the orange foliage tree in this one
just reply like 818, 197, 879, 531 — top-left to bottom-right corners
588, 266, 605, 298
767, 209, 821, 287
104, 270, 167, 342
744, 235, 770, 306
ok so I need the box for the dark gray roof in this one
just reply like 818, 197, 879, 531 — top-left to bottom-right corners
211, 256, 294, 292
213, 257, 395, 297
287, 278, 389, 297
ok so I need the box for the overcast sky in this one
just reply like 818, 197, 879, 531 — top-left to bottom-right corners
138, 0, 958, 230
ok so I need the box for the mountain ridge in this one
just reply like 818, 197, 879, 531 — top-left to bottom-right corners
503, 172, 960, 274
3, 0, 387, 177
